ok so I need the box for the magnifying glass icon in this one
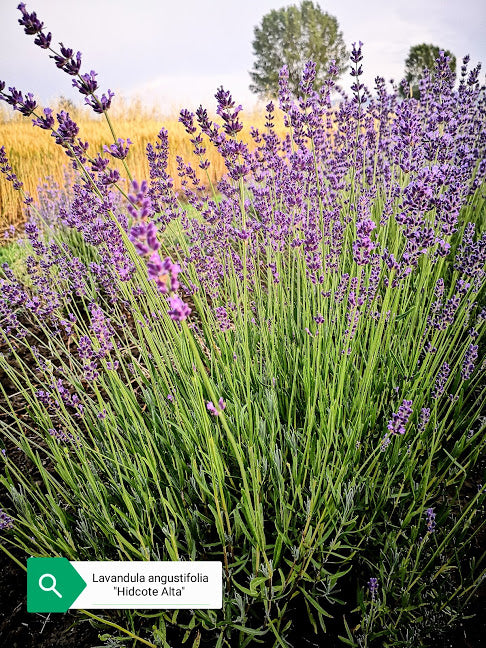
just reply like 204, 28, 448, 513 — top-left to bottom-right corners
38, 573, 62, 598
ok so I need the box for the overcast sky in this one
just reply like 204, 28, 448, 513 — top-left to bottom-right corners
1, 0, 485, 114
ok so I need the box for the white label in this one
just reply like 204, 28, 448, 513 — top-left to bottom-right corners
71, 561, 222, 609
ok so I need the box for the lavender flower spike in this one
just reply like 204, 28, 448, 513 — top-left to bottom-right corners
0, 508, 14, 531
2, 87, 37, 116
207, 401, 218, 416
207, 398, 226, 416
32, 107, 54, 130
387, 399, 413, 435
461, 344, 478, 380
426, 508, 436, 533
52, 110, 79, 146
17, 3, 43, 35
431, 363, 450, 399
367, 577, 379, 600
17, 2, 51, 48
73, 71, 98, 95
168, 295, 191, 322
52, 44, 82, 76
0, 145, 23, 190
85, 90, 114, 114
104, 138, 132, 160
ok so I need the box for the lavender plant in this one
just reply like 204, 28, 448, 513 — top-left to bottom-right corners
1, 7, 485, 647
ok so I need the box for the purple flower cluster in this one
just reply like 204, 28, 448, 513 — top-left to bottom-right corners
353, 214, 376, 266
0, 85, 37, 116
168, 295, 191, 322
367, 577, 379, 600
146, 128, 183, 225
126, 180, 190, 321
147, 255, 180, 295
0, 508, 14, 531
37, 378, 84, 417
461, 344, 478, 380
0, 145, 23, 191
426, 508, 436, 533
431, 363, 450, 399
387, 400, 413, 436
104, 138, 132, 161
418, 408, 431, 432
207, 398, 226, 416
74, 303, 117, 380
16, 4, 114, 114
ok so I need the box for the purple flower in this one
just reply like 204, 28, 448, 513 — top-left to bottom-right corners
168, 295, 191, 322
367, 577, 378, 600
32, 107, 54, 130
207, 397, 226, 416
34, 30, 51, 49
85, 90, 114, 114
52, 44, 82, 75
73, 70, 98, 95
0, 145, 23, 190
387, 399, 413, 435
215, 306, 232, 331
100, 169, 120, 186
207, 401, 218, 416
215, 86, 243, 137
432, 363, 450, 399
48, 427, 73, 443
90, 154, 110, 173
2, 87, 37, 116
179, 109, 197, 134
104, 138, 132, 160
353, 216, 376, 265
127, 179, 153, 222
418, 408, 430, 432
147, 253, 181, 294
17, 3, 43, 34
461, 344, 478, 380
0, 508, 14, 531
300, 60, 317, 97
53, 111, 79, 146
426, 508, 436, 533
215, 87, 235, 112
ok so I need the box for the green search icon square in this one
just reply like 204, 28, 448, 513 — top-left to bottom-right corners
27, 557, 87, 613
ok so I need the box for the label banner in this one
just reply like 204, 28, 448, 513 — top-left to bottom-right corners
27, 558, 222, 612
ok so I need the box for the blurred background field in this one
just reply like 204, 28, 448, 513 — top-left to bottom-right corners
0, 100, 284, 236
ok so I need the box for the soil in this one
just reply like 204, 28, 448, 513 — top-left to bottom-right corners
0, 552, 100, 648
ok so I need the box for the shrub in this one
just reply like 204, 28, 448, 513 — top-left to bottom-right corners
1, 7, 485, 647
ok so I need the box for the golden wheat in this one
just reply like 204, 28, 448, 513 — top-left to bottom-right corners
0, 108, 287, 234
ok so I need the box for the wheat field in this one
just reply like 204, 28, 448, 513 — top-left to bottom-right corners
0, 104, 284, 235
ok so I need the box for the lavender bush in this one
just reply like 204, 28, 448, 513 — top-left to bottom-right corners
1, 6, 485, 647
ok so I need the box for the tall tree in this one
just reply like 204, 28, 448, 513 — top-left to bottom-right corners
250, 1, 347, 99
402, 43, 456, 98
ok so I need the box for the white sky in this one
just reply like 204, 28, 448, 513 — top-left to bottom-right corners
1, 0, 485, 115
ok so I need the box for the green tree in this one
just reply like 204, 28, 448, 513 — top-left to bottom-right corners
402, 43, 456, 98
250, 1, 347, 99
